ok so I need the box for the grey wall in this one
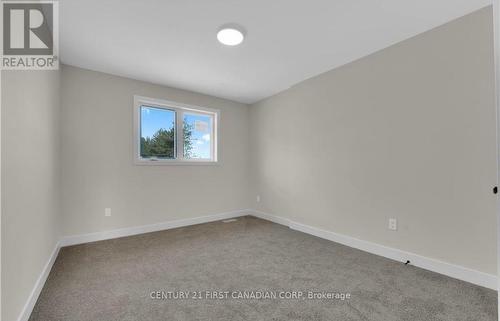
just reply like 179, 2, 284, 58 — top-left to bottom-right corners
249, 7, 497, 275
1, 70, 61, 321
2, 7, 497, 321
60, 65, 251, 236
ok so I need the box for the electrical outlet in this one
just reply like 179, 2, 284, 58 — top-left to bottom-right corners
256, 195, 260, 203
388, 218, 397, 231
105, 208, 111, 217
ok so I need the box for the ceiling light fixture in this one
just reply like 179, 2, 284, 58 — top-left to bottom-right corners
217, 26, 245, 46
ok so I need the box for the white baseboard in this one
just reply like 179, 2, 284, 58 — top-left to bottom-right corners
251, 210, 291, 226
17, 241, 61, 321
249, 210, 497, 290
60, 209, 251, 247
18, 208, 497, 321
20, 209, 252, 321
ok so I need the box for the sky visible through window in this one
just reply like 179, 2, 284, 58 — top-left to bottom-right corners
141, 106, 212, 159
184, 113, 212, 159
141, 106, 175, 138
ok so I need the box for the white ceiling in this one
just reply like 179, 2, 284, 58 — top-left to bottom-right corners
60, 0, 492, 104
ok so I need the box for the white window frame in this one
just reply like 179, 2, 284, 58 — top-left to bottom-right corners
133, 95, 219, 165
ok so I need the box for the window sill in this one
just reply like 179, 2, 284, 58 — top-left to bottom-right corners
134, 159, 219, 166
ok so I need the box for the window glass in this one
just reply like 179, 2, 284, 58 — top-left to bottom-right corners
183, 113, 213, 160
140, 106, 176, 159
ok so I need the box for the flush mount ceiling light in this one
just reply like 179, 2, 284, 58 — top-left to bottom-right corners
217, 26, 245, 46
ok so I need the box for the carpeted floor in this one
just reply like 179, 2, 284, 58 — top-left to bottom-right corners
29, 216, 496, 321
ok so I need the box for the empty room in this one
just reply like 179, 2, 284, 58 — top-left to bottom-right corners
2, 0, 500, 320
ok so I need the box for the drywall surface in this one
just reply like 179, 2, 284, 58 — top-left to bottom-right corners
249, 7, 497, 274
60, 65, 251, 236
1, 70, 61, 321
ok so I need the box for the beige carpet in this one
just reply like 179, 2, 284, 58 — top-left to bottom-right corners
29, 216, 496, 321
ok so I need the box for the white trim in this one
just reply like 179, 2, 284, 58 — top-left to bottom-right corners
19, 208, 497, 321
17, 241, 61, 321
60, 209, 250, 246
19, 209, 251, 321
133, 95, 219, 165
0, 34, 3, 321
251, 210, 291, 226
248, 210, 498, 290
492, 0, 500, 315
134, 95, 220, 114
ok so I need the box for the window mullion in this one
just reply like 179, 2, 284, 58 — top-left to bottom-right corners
176, 109, 184, 160
214, 114, 217, 161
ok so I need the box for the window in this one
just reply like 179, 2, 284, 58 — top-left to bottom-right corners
140, 107, 176, 159
134, 96, 218, 164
